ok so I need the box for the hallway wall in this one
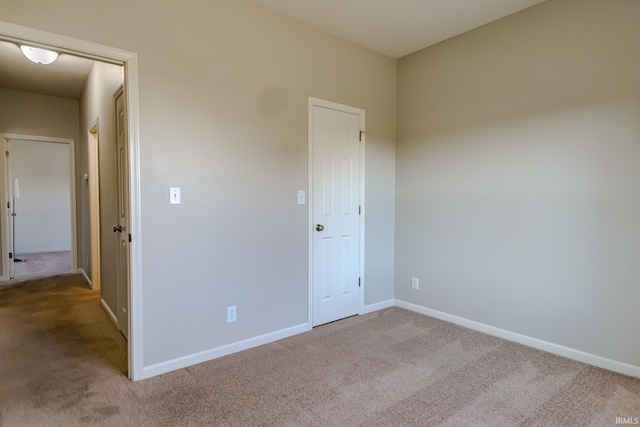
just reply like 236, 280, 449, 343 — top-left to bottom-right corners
79, 62, 123, 312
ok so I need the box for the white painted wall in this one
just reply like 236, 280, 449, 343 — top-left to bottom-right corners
8, 139, 71, 253
396, 0, 640, 368
0, 0, 396, 371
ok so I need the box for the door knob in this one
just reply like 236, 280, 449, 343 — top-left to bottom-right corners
113, 225, 122, 233
315, 224, 324, 232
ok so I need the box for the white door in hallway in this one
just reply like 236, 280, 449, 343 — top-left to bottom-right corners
311, 104, 362, 327
114, 87, 130, 340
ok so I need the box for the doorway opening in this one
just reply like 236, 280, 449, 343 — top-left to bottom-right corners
2, 135, 76, 282
0, 22, 142, 380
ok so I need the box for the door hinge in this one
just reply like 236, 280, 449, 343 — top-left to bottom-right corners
359, 205, 362, 215
6, 202, 9, 209
9, 252, 12, 259
358, 277, 361, 287
5, 151, 9, 158
359, 131, 365, 142
128, 233, 132, 243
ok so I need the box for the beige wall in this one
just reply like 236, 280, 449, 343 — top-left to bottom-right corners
396, 0, 640, 367
79, 62, 124, 313
0, 88, 79, 139
0, 0, 396, 368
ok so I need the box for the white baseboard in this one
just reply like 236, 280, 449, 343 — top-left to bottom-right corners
16, 248, 71, 255
141, 323, 310, 380
101, 299, 118, 326
141, 300, 394, 380
78, 268, 91, 287
395, 300, 640, 379
362, 299, 395, 315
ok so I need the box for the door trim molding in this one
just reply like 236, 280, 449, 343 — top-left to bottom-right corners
0, 20, 143, 381
1, 136, 10, 281
88, 119, 101, 291
307, 97, 366, 327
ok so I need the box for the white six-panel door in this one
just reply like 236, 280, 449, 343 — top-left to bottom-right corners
115, 88, 130, 340
312, 104, 361, 327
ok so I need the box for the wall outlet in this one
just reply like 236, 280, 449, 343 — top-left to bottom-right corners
227, 306, 237, 323
412, 277, 419, 290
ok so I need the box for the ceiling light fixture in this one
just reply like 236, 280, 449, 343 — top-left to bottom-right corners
20, 45, 59, 65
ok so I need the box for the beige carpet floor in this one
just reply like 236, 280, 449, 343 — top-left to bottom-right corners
1, 274, 639, 426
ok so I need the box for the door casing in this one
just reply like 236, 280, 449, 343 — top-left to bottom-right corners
307, 97, 366, 327
88, 120, 101, 290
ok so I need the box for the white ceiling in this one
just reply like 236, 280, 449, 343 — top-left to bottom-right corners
0, 1, 547, 99
0, 40, 94, 99
252, 0, 547, 58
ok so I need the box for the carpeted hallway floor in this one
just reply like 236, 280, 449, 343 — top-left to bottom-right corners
9, 251, 72, 282
0, 274, 638, 426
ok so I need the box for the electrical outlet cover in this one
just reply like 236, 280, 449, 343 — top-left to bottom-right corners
227, 306, 237, 323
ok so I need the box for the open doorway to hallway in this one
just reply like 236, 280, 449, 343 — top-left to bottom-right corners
0, 21, 141, 379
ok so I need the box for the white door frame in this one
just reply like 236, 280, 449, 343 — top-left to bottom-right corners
307, 97, 365, 327
88, 120, 101, 291
1, 134, 77, 279
0, 21, 143, 381
1, 136, 12, 280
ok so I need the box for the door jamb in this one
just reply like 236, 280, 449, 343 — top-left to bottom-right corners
0, 21, 143, 381
0, 136, 10, 281
307, 97, 366, 328
88, 120, 101, 290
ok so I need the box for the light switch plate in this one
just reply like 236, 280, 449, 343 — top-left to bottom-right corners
297, 190, 306, 205
170, 187, 181, 204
